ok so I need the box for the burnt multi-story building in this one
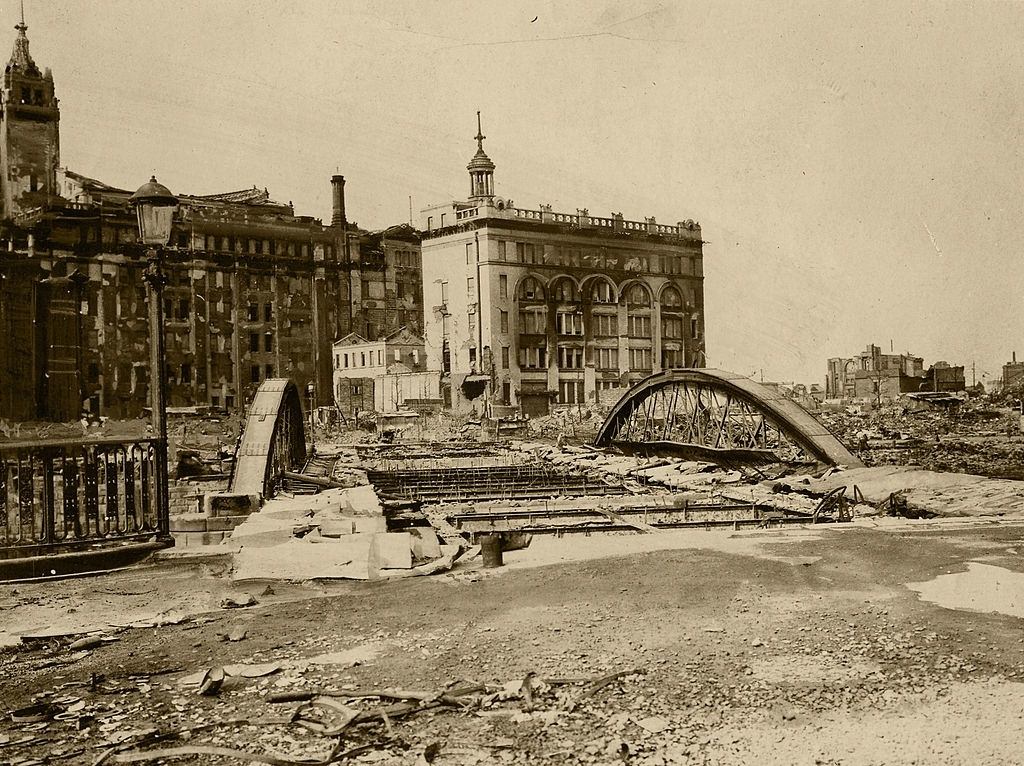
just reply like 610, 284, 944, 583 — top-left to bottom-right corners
421, 117, 706, 416
0, 17, 422, 422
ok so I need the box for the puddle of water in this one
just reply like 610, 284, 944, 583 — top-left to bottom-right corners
908, 563, 1024, 618
304, 642, 382, 666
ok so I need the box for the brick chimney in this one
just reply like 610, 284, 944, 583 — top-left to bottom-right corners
331, 175, 346, 227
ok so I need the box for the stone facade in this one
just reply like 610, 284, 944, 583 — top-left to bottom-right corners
421, 122, 705, 416
0, 20, 423, 423
332, 327, 428, 415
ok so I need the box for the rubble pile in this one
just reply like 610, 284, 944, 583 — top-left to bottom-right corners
510, 442, 780, 495
525, 407, 607, 443
817, 401, 1023, 480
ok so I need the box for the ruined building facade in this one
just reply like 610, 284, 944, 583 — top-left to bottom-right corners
825, 343, 964, 402
421, 118, 705, 416
0, 19, 422, 422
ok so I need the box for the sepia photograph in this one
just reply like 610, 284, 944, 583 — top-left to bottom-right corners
1, 1, 1023, 763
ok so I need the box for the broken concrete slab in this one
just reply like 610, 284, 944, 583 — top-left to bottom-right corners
369, 532, 413, 572
232, 534, 374, 581
408, 527, 443, 560
782, 466, 1024, 518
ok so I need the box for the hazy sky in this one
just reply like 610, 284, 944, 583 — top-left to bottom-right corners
21, 1, 1024, 384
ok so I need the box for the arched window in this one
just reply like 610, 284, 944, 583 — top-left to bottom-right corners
624, 283, 651, 308
517, 277, 545, 301
590, 279, 615, 304
551, 278, 580, 303
661, 286, 683, 309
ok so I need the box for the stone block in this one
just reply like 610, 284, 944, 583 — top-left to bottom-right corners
205, 492, 262, 517
408, 527, 442, 560
368, 532, 412, 570
169, 514, 208, 533
206, 515, 250, 532
172, 530, 226, 547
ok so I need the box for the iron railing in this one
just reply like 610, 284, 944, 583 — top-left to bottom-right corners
0, 436, 170, 560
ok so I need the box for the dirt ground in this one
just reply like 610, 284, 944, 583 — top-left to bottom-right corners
4, 522, 1024, 764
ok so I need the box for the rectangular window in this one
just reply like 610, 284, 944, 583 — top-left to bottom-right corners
467, 276, 475, 295
519, 309, 545, 335
360, 352, 366, 366
501, 346, 510, 369
469, 347, 477, 368
397, 281, 406, 299
518, 345, 547, 369
178, 298, 189, 319
662, 349, 685, 369
164, 298, 173, 318
691, 317, 700, 339
500, 310, 509, 334
594, 313, 618, 337
249, 333, 260, 353
524, 243, 536, 264
180, 363, 191, 384
344, 353, 349, 368
264, 303, 273, 322
264, 332, 274, 352
557, 346, 584, 370
663, 316, 683, 339
498, 241, 507, 261
466, 243, 474, 264
394, 349, 401, 362
556, 311, 583, 336
442, 315, 450, 336
558, 380, 585, 405
629, 348, 653, 371
265, 364, 274, 379
248, 304, 259, 322
499, 274, 508, 299
502, 381, 511, 404
250, 365, 260, 383
515, 242, 525, 262
378, 350, 383, 365
627, 315, 652, 337
440, 281, 449, 304
596, 347, 619, 370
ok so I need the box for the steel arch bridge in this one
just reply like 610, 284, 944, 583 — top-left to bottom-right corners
229, 379, 308, 498
594, 369, 863, 467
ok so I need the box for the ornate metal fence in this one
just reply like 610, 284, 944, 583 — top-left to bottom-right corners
0, 436, 170, 561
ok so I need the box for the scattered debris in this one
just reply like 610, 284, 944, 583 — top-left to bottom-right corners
220, 594, 258, 609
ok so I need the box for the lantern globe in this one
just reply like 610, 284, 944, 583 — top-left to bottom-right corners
129, 176, 178, 246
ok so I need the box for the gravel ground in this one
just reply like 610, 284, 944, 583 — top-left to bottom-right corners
3, 523, 1024, 765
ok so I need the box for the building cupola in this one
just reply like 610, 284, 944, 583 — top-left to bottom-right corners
467, 111, 495, 201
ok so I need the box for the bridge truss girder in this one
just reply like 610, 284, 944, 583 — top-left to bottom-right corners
595, 369, 863, 468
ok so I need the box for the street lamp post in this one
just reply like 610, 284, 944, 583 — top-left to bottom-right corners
129, 177, 178, 533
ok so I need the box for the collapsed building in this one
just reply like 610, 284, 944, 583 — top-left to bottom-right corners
826, 343, 965, 404
0, 16, 422, 422
420, 115, 706, 416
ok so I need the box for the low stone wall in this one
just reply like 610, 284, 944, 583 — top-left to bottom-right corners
168, 475, 229, 517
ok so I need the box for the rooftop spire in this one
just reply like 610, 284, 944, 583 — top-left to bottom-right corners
8, 0, 38, 75
475, 110, 485, 151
